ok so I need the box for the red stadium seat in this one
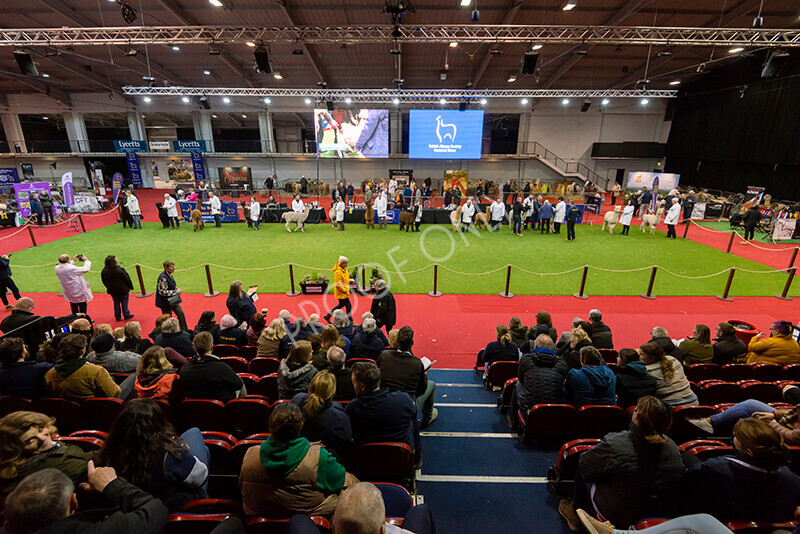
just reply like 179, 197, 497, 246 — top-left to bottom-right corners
180, 399, 228, 432
181, 499, 244, 515
202, 438, 235, 475
255, 374, 279, 402
374, 483, 414, 519
249, 358, 281, 377
83, 397, 125, 431
687, 445, 734, 460
788, 446, 800, 476
0, 397, 34, 417
69, 430, 108, 440
58, 436, 105, 452
518, 404, 577, 445
347, 357, 377, 365
636, 519, 669, 529
575, 405, 626, 438
221, 356, 249, 374
200, 431, 237, 445
548, 439, 600, 496
225, 398, 271, 438
246, 516, 330, 534
213, 344, 241, 358
498, 378, 518, 414
484, 361, 518, 391
670, 405, 717, 440
164, 513, 240, 534
750, 363, 783, 382
699, 381, 740, 405
597, 349, 618, 364
351, 442, 415, 489
783, 365, 800, 382
240, 345, 258, 361
726, 521, 799, 534
37, 398, 83, 434
677, 439, 727, 452
112, 373, 131, 385
738, 381, 781, 403
685, 363, 720, 382
232, 440, 265, 467
237, 373, 260, 395
719, 364, 753, 382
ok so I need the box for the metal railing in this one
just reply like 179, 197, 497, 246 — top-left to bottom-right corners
523, 141, 605, 186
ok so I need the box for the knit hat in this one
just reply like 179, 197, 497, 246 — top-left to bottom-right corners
90, 333, 115, 354
220, 314, 237, 329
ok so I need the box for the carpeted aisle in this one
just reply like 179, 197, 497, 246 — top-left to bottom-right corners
9, 291, 800, 369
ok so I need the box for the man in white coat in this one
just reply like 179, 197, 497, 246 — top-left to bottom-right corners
250, 196, 261, 231
619, 200, 635, 235
335, 198, 346, 231
489, 196, 506, 232
125, 190, 141, 229
522, 194, 534, 231
460, 198, 476, 232
163, 193, 179, 229
664, 197, 681, 239
373, 190, 388, 230
553, 197, 567, 234
291, 194, 305, 213
209, 191, 222, 228
55, 254, 92, 314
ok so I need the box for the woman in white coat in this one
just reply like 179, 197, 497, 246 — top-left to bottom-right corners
373, 190, 388, 230
125, 190, 141, 229
250, 196, 261, 230
460, 198, 476, 232
163, 193, 179, 229
334, 198, 345, 231
619, 200, 635, 235
553, 197, 567, 234
664, 197, 681, 239
209, 191, 222, 228
55, 254, 92, 314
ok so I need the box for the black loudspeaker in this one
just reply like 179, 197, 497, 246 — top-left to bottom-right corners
326, 101, 334, 112
459, 102, 467, 111
14, 51, 38, 76
520, 52, 539, 75
761, 50, 789, 78
253, 46, 272, 74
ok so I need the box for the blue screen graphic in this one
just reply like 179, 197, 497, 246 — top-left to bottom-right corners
408, 110, 484, 159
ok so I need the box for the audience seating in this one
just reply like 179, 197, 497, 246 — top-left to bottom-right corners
788, 446, 800, 476
164, 513, 241, 534
635, 519, 668, 529
68, 430, 108, 440
726, 521, 799, 534
201, 432, 236, 475
249, 358, 281, 377
58, 436, 105, 452
221, 356, 250, 374
180, 399, 228, 432
232, 438, 266, 467
685, 363, 719, 383
350, 442, 416, 490
597, 349, 618, 364
498, 378, 518, 414
240, 345, 258, 360
112, 373, 131, 385
225, 398, 271, 438
750, 363, 783, 382
374, 482, 414, 519
0, 396, 34, 417
575, 405, 626, 438
677, 440, 727, 452
518, 404, 577, 444
246, 516, 330, 534
738, 381, 781, 403
347, 357, 377, 365
255, 374, 279, 401
686, 444, 735, 460
784, 365, 800, 381
670, 405, 717, 441
213, 344, 241, 358
237, 373, 260, 395
182, 499, 244, 515
82, 397, 125, 431
548, 439, 600, 496
699, 381, 744, 405
484, 361, 518, 391
719, 364, 752, 382
37, 398, 83, 434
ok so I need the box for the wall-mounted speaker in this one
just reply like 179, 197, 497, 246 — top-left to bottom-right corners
253, 46, 272, 74
520, 52, 539, 75
14, 51, 38, 76
326, 101, 334, 112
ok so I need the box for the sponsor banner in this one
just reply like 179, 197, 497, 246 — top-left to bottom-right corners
0, 168, 20, 196
179, 201, 239, 223
218, 166, 252, 189
148, 141, 171, 151
67, 192, 101, 213
626, 171, 680, 192
745, 186, 765, 205
112, 172, 124, 204
126, 152, 143, 186
113, 140, 147, 152
389, 170, 413, 188
13, 182, 52, 218
408, 109, 484, 160
191, 152, 206, 187
773, 218, 796, 241
20, 164, 33, 180
61, 172, 75, 206
444, 169, 469, 195
172, 140, 207, 153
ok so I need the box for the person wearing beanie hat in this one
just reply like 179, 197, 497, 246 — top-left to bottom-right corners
218, 314, 247, 347
87, 332, 141, 374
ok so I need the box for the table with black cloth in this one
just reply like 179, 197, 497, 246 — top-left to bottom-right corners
260, 207, 324, 224
0, 212, 17, 227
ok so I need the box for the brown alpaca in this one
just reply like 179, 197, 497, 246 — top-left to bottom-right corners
191, 209, 204, 231
474, 206, 490, 230
365, 204, 375, 229
398, 205, 418, 232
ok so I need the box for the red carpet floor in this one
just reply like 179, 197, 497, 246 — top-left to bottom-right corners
11, 291, 800, 369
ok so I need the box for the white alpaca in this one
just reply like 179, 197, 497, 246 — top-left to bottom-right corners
449, 206, 463, 232
281, 205, 312, 232
641, 207, 665, 235
436, 116, 457, 143
602, 206, 622, 234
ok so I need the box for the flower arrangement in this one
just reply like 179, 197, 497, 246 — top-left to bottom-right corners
302, 270, 328, 284
369, 268, 384, 286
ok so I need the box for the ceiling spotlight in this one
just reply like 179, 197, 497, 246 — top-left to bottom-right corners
562, 0, 577, 10
305, 98, 312, 104
521, 98, 529, 105
42, 116, 49, 120
729, 47, 745, 54
246, 41, 256, 47
208, 44, 221, 55
212, 114, 218, 118
561, 98, 570, 105
172, 45, 180, 51
389, 48, 402, 55
203, 69, 211, 75
601, 98, 609, 105
480, 98, 487, 105
125, 47, 139, 56
242, 114, 247, 118
440, 98, 447, 104
118, 0, 137, 24
669, 80, 681, 86
575, 46, 588, 56
182, 97, 190, 103
393, 98, 400, 104
440, 72, 447, 80
41, 73, 49, 78
263, 97, 271, 104
531, 44, 543, 51
293, 48, 305, 55
696, 63, 706, 73
143, 96, 151, 103
345, 97, 352, 104
273, 72, 283, 80
641, 98, 649, 105
752, 15, 763, 28
208, 0, 223, 5
507, 74, 517, 83
489, 48, 502, 55
460, 0, 471, 5
657, 48, 673, 57
199, 96, 210, 109
223, 97, 231, 103
449, 42, 458, 48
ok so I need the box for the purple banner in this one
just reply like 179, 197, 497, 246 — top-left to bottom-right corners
650, 176, 659, 212
112, 172, 124, 205
61, 172, 75, 206
13, 182, 52, 218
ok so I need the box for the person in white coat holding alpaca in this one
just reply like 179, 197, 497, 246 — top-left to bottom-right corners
125, 190, 141, 229
553, 197, 567, 234
664, 197, 681, 239
373, 190, 388, 230
163, 193, 179, 229
619, 200, 635, 236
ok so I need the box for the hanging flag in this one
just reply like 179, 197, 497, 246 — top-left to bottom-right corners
191, 152, 206, 187
61, 172, 75, 206
126, 152, 143, 186
650, 176, 659, 213
112, 172, 124, 205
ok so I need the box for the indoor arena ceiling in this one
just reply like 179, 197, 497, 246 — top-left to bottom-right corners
0, 0, 799, 99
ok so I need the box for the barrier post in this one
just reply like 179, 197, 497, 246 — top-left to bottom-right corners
286, 263, 301, 297
361, 263, 367, 293
26, 225, 37, 247
77, 214, 86, 233
499, 265, 514, 298
640, 266, 658, 300
203, 264, 219, 297
716, 267, 736, 301
776, 267, 796, 301
725, 231, 735, 254
428, 264, 442, 297
683, 221, 690, 238
573, 265, 589, 299
787, 247, 800, 272
134, 264, 152, 298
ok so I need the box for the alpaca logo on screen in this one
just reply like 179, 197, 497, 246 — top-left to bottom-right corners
435, 116, 457, 143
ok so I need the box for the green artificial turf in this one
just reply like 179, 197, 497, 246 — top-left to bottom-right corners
695, 221, 800, 244
7, 220, 797, 297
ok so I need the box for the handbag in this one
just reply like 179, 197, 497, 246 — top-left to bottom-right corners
167, 294, 182, 306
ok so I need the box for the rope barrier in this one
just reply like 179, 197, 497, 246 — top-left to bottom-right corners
13, 262, 57, 269
690, 221, 796, 252
513, 265, 585, 277
0, 225, 31, 242
731, 267, 786, 275
79, 209, 119, 218
657, 267, 731, 279
438, 264, 508, 276
204, 262, 293, 272
588, 265, 655, 273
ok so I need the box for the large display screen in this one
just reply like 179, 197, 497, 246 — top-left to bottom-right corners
408, 109, 484, 159
314, 109, 388, 158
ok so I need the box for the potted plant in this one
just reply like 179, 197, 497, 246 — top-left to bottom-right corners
349, 266, 360, 289
369, 268, 384, 293
300, 271, 329, 294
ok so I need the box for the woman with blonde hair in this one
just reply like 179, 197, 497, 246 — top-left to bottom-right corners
134, 346, 182, 404
639, 342, 697, 407
388, 328, 400, 349
559, 395, 683, 531
226, 280, 257, 327
560, 326, 593, 370
277, 340, 318, 399
321, 324, 350, 356
118, 320, 154, 355
480, 324, 518, 372
291, 370, 352, 459
257, 318, 286, 358
0, 411, 92, 496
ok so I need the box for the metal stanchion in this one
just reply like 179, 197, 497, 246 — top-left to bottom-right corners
716, 267, 736, 301
573, 265, 589, 299
725, 231, 735, 254
787, 247, 800, 272
203, 264, 219, 297
134, 264, 152, 298
26, 225, 37, 247
640, 266, 658, 300
286, 263, 301, 297
776, 267, 796, 301
428, 264, 442, 297
78, 214, 87, 233
499, 265, 514, 298
683, 220, 690, 238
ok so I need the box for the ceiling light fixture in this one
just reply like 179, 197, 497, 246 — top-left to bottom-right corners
641, 98, 649, 105
263, 97, 271, 104
143, 96, 151, 103
562, 0, 577, 11
182, 96, 190, 103
729, 47, 745, 54
241, 114, 247, 118
345, 97, 352, 104
172, 45, 180, 51
480, 98, 487, 105
393, 98, 400, 104
223, 97, 231, 103
41, 73, 49, 78
208, 0, 223, 6
531, 44, 543, 51
212, 114, 218, 118
42, 116, 49, 120
460, 0, 471, 5
273, 72, 283, 80
521, 98, 529, 105
246, 41, 256, 47
562, 98, 570, 105
601, 98, 609, 105
305, 98, 312, 104
449, 42, 458, 48
203, 69, 211, 75
507, 74, 517, 83
440, 98, 447, 104
669, 80, 681, 86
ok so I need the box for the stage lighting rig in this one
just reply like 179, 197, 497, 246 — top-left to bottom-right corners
115, 0, 137, 25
